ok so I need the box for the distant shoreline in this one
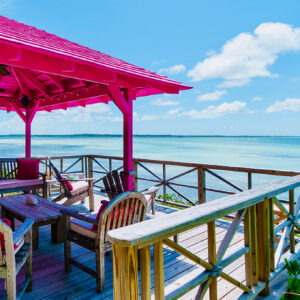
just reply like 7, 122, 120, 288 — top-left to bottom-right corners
0, 134, 300, 138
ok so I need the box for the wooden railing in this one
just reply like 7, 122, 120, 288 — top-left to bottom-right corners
107, 174, 300, 299
36, 154, 300, 207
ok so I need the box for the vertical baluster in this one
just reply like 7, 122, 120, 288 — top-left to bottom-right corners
85, 156, 88, 177
112, 245, 139, 300
289, 189, 295, 253
81, 157, 84, 174
208, 221, 217, 300
60, 158, 63, 172
256, 198, 270, 296
109, 158, 112, 172
244, 207, 253, 288
140, 245, 151, 300
154, 241, 165, 299
163, 164, 166, 203
198, 167, 206, 204
269, 197, 275, 271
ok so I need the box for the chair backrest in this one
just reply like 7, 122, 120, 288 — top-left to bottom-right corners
98, 191, 147, 243
103, 170, 125, 200
48, 158, 71, 196
0, 158, 18, 180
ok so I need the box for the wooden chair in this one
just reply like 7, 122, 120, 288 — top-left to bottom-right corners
62, 191, 147, 292
102, 170, 158, 215
0, 218, 34, 300
48, 159, 95, 211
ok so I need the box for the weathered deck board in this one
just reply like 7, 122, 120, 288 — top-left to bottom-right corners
0, 195, 247, 299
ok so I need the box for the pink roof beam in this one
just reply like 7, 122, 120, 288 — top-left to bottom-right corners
0, 16, 192, 190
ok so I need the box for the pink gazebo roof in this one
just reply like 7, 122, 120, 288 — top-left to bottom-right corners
0, 15, 191, 112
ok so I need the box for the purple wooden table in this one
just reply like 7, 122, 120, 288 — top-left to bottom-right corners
0, 194, 63, 250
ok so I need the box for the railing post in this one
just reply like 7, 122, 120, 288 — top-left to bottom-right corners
250, 205, 258, 285
112, 245, 139, 300
198, 167, 206, 204
289, 189, 295, 253
256, 198, 270, 296
133, 160, 138, 191
269, 197, 275, 271
88, 155, 93, 180
163, 164, 166, 203
248, 172, 252, 189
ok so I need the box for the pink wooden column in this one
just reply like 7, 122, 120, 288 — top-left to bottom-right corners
25, 107, 31, 158
11, 99, 40, 158
123, 89, 134, 191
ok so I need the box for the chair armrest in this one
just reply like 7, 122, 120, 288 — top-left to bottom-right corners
61, 207, 98, 225
142, 186, 159, 196
13, 218, 34, 245
61, 172, 84, 177
69, 178, 95, 182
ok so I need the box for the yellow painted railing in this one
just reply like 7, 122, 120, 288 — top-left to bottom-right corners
108, 175, 300, 299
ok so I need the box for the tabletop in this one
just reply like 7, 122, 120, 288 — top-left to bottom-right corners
0, 194, 63, 222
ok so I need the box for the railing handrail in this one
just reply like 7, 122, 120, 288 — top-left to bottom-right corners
108, 174, 300, 247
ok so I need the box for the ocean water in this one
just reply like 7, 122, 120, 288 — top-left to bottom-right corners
1, 135, 300, 202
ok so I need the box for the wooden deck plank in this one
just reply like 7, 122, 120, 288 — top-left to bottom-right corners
0, 196, 249, 299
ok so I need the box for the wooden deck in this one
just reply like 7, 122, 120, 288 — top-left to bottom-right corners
0, 194, 246, 300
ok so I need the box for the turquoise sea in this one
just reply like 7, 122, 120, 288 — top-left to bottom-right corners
1, 135, 300, 202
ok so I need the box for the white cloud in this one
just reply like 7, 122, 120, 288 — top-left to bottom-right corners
166, 108, 182, 116
188, 22, 300, 86
266, 98, 300, 112
218, 79, 250, 88
181, 101, 246, 119
197, 90, 227, 102
158, 64, 186, 75
252, 96, 263, 101
151, 98, 180, 106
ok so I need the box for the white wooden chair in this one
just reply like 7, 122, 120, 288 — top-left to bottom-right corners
48, 159, 95, 211
62, 191, 147, 292
0, 218, 34, 300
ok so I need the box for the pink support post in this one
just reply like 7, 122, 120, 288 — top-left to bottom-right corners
123, 89, 134, 191
25, 109, 31, 158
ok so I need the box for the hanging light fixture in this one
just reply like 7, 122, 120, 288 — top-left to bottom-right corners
20, 95, 30, 106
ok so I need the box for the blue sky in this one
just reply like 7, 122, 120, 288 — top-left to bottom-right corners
1, 0, 300, 135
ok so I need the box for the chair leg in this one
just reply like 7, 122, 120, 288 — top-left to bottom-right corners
25, 228, 33, 291
151, 197, 155, 215
6, 272, 16, 300
96, 246, 104, 293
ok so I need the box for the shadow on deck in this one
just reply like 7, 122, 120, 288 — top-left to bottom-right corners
0, 195, 246, 300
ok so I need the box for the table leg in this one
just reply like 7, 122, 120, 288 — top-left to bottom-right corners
51, 218, 63, 244
32, 224, 39, 250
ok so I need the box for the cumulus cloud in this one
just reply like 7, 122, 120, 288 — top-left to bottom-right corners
188, 22, 300, 86
181, 101, 246, 119
197, 90, 227, 102
217, 79, 250, 88
158, 64, 186, 75
252, 96, 263, 101
266, 98, 300, 112
151, 98, 180, 106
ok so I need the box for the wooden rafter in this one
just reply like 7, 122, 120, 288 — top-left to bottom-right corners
11, 67, 32, 97
15, 68, 48, 96
46, 73, 65, 92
